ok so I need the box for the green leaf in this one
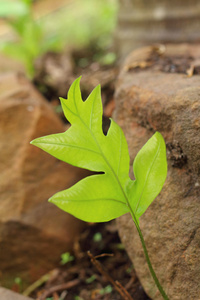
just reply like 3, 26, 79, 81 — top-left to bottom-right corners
0, 1, 29, 17
31, 78, 167, 223
31, 77, 130, 222
60, 252, 74, 265
49, 174, 129, 222
129, 132, 167, 219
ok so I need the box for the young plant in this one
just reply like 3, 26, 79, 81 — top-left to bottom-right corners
31, 77, 169, 299
0, 0, 63, 77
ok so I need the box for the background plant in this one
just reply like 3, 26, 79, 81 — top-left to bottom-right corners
0, 0, 65, 77
0, 0, 118, 77
31, 78, 169, 299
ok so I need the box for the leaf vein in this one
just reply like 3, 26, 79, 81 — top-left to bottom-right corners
69, 85, 129, 205
53, 198, 126, 205
61, 100, 79, 120
34, 141, 101, 156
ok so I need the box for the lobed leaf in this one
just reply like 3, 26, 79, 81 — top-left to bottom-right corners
31, 77, 131, 222
31, 78, 167, 223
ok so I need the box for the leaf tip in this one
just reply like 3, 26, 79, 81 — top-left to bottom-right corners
72, 76, 82, 88
96, 83, 101, 91
154, 131, 166, 143
30, 139, 37, 146
48, 196, 54, 203
67, 76, 82, 103
154, 131, 162, 139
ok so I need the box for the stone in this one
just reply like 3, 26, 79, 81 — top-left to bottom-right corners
114, 44, 200, 300
0, 287, 33, 300
115, 0, 200, 59
0, 73, 87, 287
0, 54, 25, 75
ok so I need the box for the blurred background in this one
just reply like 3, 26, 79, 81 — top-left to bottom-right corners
0, 0, 118, 77
0, 0, 200, 299
1, 0, 200, 79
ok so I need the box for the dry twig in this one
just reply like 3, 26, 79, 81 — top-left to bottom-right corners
87, 251, 133, 300
37, 279, 80, 300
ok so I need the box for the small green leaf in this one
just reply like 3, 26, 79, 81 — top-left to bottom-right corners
60, 252, 74, 265
129, 132, 167, 219
93, 232, 102, 242
85, 274, 96, 284
99, 285, 112, 295
31, 77, 130, 222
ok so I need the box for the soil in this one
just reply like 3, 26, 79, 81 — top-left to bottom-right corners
27, 222, 150, 300
126, 45, 200, 76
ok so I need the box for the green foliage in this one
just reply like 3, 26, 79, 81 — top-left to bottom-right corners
60, 252, 74, 265
31, 77, 167, 223
44, 0, 118, 50
99, 285, 112, 295
0, 0, 118, 77
0, 0, 63, 77
74, 297, 83, 300
85, 274, 96, 284
0, 0, 29, 17
93, 232, 102, 242
46, 298, 61, 300
14, 277, 23, 292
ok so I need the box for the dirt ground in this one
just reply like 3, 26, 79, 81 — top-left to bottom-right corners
25, 222, 150, 300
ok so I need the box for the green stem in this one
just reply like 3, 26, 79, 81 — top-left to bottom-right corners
129, 210, 169, 300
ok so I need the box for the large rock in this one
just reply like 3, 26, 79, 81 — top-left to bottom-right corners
114, 44, 200, 300
0, 73, 87, 287
116, 0, 200, 59
0, 287, 32, 300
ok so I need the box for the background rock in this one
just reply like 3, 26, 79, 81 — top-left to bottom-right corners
115, 0, 200, 59
0, 73, 87, 287
114, 44, 200, 300
0, 287, 33, 300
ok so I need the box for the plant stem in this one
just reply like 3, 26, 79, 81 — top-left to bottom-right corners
129, 210, 169, 300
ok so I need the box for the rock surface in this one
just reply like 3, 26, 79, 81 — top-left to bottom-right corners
114, 44, 200, 300
0, 73, 87, 287
116, 0, 200, 59
0, 287, 33, 300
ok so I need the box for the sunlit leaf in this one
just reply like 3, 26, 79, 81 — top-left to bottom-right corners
129, 132, 167, 219
31, 78, 167, 222
31, 77, 131, 222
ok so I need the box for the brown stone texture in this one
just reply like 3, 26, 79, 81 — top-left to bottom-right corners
114, 44, 200, 300
116, 0, 200, 59
0, 73, 87, 287
0, 287, 33, 300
